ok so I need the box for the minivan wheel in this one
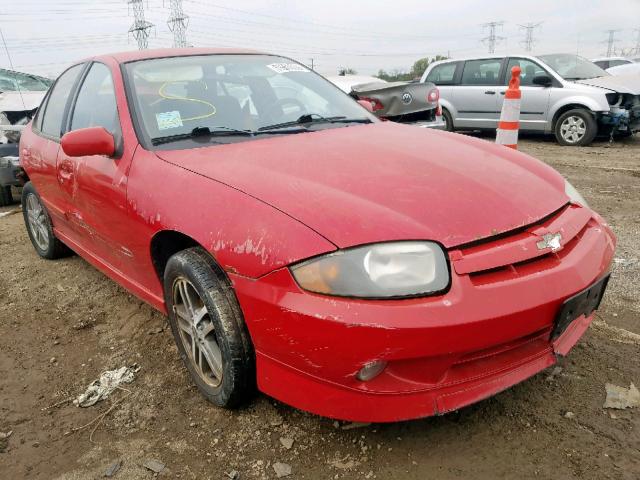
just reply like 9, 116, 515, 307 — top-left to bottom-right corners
442, 108, 454, 132
164, 247, 255, 408
554, 109, 597, 146
22, 182, 71, 259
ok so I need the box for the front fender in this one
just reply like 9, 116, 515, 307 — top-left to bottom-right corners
548, 95, 610, 122
127, 148, 337, 280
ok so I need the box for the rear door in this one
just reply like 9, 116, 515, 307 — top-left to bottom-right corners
454, 58, 505, 129
20, 63, 85, 233
497, 57, 551, 131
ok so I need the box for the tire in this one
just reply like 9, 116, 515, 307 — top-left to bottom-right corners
0, 185, 12, 206
164, 247, 255, 408
554, 109, 597, 146
442, 108, 454, 132
21, 182, 71, 259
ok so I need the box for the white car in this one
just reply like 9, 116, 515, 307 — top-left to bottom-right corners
591, 57, 640, 76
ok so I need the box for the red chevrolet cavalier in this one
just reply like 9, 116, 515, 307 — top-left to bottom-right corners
19, 49, 615, 422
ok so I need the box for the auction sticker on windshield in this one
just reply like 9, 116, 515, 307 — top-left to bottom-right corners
267, 63, 309, 74
156, 111, 183, 130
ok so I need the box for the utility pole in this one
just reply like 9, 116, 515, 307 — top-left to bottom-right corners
481, 21, 505, 54
128, 0, 154, 50
518, 22, 542, 52
603, 29, 621, 57
166, 0, 189, 48
633, 28, 640, 56
309, 58, 315, 70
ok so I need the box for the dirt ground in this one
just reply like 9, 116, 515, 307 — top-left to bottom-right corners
1, 134, 639, 480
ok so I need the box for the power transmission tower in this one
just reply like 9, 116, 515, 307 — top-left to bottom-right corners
166, 0, 189, 48
603, 29, 621, 57
518, 22, 542, 52
128, 0, 154, 50
481, 21, 505, 54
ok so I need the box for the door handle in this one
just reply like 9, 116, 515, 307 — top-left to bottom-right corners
484, 91, 496, 95
499, 91, 506, 95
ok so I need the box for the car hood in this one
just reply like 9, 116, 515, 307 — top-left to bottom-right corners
575, 75, 640, 94
156, 123, 568, 249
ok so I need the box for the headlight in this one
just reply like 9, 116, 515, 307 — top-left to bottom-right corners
291, 241, 449, 298
564, 179, 588, 208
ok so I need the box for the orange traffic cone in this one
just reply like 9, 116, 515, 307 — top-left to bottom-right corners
496, 66, 521, 149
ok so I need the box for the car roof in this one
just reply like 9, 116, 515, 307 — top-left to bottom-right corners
81, 47, 264, 64
591, 56, 631, 62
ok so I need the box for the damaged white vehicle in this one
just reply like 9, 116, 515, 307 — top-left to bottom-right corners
0, 68, 51, 205
422, 54, 640, 146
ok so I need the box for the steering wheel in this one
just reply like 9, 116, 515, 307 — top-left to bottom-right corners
264, 97, 307, 122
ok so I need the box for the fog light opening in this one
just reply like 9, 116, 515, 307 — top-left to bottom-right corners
357, 360, 387, 382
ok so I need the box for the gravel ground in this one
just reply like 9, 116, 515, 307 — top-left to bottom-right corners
0, 134, 638, 480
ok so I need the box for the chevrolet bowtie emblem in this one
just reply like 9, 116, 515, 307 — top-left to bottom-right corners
537, 232, 562, 251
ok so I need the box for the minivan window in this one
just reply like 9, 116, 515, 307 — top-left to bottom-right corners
40, 64, 83, 138
71, 63, 120, 136
506, 59, 546, 86
461, 59, 502, 85
426, 62, 458, 84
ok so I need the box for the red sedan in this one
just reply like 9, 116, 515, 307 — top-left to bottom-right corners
19, 49, 615, 422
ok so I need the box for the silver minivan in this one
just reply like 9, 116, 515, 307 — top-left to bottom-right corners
420, 54, 640, 146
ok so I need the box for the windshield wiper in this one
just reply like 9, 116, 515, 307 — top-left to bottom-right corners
151, 126, 256, 145
258, 114, 372, 132
151, 125, 310, 146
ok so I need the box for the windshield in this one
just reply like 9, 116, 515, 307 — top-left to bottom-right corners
124, 54, 375, 146
537, 54, 609, 81
0, 69, 52, 92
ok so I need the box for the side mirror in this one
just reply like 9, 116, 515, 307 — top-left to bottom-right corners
357, 99, 374, 113
532, 75, 553, 87
61, 127, 115, 157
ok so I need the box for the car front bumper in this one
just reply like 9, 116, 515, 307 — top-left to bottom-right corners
229, 206, 616, 422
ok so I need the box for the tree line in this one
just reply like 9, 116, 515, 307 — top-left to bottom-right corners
338, 55, 449, 81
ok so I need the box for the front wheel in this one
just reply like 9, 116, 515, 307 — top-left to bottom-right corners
554, 109, 597, 146
164, 247, 255, 408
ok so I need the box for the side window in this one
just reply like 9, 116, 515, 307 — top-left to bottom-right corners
593, 60, 609, 69
461, 59, 502, 86
40, 64, 83, 138
71, 63, 120, 136
506, 58, 547, 86
426, 63, 458, 85
608, 59, 629, 68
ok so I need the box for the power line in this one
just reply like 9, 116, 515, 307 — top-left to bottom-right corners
603, 29, 621, 57
166, 0, 189, 48
128, 0, 154, 50
518, 22, 542, 52
481, 21, 505, 54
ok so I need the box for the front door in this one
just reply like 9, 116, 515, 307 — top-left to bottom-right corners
55, 61, 135, 275
497, 58, 551, 131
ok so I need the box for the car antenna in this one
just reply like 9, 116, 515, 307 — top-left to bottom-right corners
0, 27, 26, 111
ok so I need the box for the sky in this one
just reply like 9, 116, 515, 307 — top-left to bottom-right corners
1, 0, 639, 78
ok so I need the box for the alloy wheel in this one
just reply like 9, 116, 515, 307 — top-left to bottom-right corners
25, 193, 50, 251
560, 116, 586, 144
172, 277, 223, 387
